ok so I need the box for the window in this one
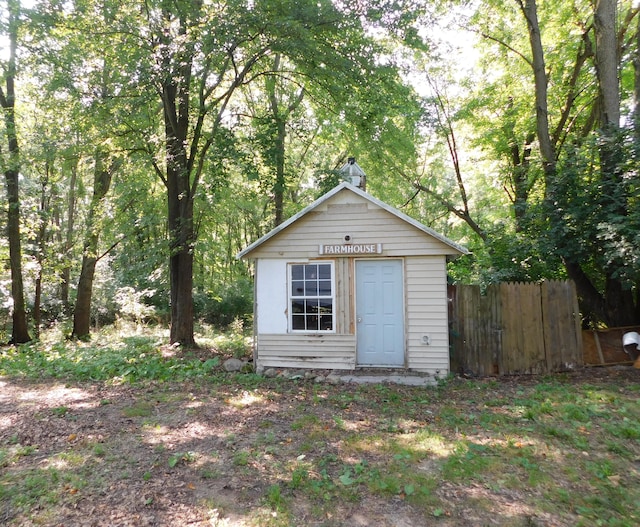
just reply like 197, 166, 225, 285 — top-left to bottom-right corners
289, 262, 334, 332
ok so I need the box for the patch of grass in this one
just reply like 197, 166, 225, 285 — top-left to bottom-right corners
291, 413, 321, 431
561, 403, 592, 423
605, 440, 632, 457
542, 425, 574, 441
11, 443, 38, 459
52, 405, 70, 417
213, 333, 252, 359
604, 420, 640, 440
233, 450, 251, 467
53, 450, 87, 466
0, 468, 62, 512
289, 464, 310, 489
122, 401, 155, 418
198, 465, 220, 479
440, 442, 494, 481
264, 483, 286, 510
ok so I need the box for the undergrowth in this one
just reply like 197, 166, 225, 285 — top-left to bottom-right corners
0, 327, 639, 526
0, 324, 249, 383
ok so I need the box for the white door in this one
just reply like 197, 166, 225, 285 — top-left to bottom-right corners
356, 259, 405, 367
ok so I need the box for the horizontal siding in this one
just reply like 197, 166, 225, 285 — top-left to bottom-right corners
407, 311, 450, 321
404, 257, 450, 374
247, 200, 457, 259
406, 297, 450, 307
257, 333, 356, 370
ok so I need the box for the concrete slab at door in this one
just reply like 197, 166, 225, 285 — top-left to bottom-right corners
356, 259, 405, 367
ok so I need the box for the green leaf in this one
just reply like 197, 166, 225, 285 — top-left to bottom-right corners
339, 472, 355, 486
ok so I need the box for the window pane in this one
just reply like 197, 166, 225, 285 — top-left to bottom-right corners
318, 280, 331, 296
306, 314, 319, 330
318, 300, 332, 314
304, 265, 317, 280
292, 315, 306, 330
305, 299, 319, 312
305, 281, 318, 296
318, 264, 331, 279
292, 281, 304, 296
291, 265, 304, 280
320, 315, 333, 330
291, 300, 304, 314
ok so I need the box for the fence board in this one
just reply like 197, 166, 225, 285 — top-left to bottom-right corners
450, 280, 582, 376
500, 282, 546, 374
542, 281, 584, 370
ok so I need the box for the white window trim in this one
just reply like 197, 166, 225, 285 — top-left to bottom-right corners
287, 260, 336, 334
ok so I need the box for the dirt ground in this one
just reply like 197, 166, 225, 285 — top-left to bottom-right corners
1, 366, 639, 526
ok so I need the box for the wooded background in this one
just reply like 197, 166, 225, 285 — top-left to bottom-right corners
0, 1, 638, 344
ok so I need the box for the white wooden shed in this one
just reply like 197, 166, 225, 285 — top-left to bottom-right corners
237, 182, 468, 377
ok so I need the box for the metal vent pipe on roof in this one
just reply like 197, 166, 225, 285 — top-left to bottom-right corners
339, 157, 366, 190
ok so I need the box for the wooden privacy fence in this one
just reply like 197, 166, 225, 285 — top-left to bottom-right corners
449, 281, 583, 376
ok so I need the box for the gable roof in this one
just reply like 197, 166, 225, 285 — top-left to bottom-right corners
237, 182, 469, 259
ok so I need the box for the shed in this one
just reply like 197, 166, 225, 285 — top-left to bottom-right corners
237, 181, 469, 377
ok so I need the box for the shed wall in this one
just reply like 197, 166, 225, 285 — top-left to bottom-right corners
405, 256, 450, 374
254, 255, 450, 375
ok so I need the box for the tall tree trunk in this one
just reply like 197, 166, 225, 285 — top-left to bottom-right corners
273, 116, 286, 227
166, 145, 196, 347
520, 0, 637, 326
507, 126, 535, 232
267, 56, 287, 228
595, 0, 620, 129
4, 170, 30, 343
633, 7, 640, 320
33, 165, 51, 338
161, 5, 196, 347
265, 55, 305, 228
72, 151, 117, 339
594, 0, 638, 326
59, 157, 78, 312
518, 0, 556, 184
1, 0, 30, 344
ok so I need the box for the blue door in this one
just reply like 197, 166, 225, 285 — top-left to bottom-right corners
356, 259, 405, 366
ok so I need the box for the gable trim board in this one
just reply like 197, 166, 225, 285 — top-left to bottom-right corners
238, 182, 469, 376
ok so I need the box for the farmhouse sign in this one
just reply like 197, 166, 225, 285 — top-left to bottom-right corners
319, 243, 382, 255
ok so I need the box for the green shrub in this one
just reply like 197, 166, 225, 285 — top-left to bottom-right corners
194, 278, 253, 328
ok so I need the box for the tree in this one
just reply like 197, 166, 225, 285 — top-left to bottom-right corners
1, 0, 30, 343
72, 150, 120, 339
453, 0, 640, 325
520, 0, 639, 325
250, 54, 305, 228
130, 0, 426, 345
